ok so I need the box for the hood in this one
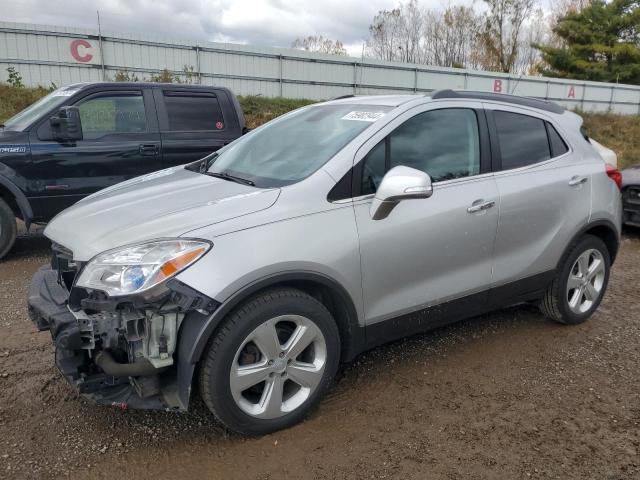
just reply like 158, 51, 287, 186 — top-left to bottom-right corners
622, 164, 640, 189
44, 166, 280, 261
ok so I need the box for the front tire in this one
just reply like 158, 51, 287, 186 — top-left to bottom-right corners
199, 288, 340, 435
540, 235, 611, 325
0, 198, 17, 260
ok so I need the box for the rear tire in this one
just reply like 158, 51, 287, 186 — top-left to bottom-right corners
199, 287, 340, 435
540, 235, 610, 325
0, 198, 17, 260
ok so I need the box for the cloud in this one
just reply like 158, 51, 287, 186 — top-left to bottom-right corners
2, 0, 402, 55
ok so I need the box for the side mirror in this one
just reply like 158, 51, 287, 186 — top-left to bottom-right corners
370, 166, 433, 220
50, 106, 83, 142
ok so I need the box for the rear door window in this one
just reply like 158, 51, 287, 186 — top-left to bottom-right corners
163, 92, 225, 131
493, 111, 551, 169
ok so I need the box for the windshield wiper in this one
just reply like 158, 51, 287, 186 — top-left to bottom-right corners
206, 171, 255, 186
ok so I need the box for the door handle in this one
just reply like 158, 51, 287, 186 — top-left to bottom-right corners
139, 144, 159, 156
467, 200, 496, 213
569, 175, 588, 186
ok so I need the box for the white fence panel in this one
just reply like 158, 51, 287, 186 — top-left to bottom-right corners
1, 21, 640, 114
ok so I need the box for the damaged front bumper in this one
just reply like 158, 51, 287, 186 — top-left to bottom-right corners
28, 262, 219, 411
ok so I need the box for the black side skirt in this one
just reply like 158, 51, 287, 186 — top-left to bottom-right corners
364, 270, 555, 351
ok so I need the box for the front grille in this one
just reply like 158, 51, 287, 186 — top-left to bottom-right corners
624, 186, 640, 205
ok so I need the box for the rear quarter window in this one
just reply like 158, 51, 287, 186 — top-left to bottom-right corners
546, 122, 569, 157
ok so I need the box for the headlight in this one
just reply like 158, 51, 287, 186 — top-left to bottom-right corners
76, 239, 210, 296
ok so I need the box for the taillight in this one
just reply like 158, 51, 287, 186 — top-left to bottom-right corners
605, 164, 622, 191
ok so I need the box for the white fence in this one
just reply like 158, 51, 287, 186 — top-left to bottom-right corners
1, 21, 640, 114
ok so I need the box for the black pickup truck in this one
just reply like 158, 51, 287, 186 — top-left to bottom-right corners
0, 82, 246, 258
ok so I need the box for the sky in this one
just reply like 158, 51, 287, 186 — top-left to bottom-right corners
1, 0, 461, 56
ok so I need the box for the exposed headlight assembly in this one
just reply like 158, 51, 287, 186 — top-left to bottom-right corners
76, 239, 211, 296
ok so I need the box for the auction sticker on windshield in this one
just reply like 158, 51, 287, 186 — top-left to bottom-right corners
52, 89, 80, 97
341, 111, 386, 122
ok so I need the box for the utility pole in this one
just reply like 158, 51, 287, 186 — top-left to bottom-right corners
97, 10, 106, 81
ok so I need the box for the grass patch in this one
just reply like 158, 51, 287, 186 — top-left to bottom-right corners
0, 84, 54, 125
580, 111, 640, 169
238, 95, 316, 128
1, 84, 637, 168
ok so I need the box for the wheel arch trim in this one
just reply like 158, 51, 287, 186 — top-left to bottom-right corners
185, 270, 362, 366
174, 270, 362, 410
0, 175, 33, 226
560, 218, 620, 269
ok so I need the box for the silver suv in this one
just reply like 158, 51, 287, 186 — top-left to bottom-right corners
29, 90, 622, 435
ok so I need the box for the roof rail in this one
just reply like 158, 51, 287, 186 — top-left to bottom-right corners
431, 89, 565, 114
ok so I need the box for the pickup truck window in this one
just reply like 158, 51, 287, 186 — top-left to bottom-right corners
77, 93, 147, 139
163, 93, 225, 131
208, 104, 392, 188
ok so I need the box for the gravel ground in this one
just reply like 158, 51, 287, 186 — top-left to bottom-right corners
1, 227, 639, 479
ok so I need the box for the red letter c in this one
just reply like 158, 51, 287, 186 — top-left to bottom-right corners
70, 39, 93, 63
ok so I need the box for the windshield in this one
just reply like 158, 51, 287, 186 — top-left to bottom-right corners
3, 87, 79, 131
207, 104, 392, 187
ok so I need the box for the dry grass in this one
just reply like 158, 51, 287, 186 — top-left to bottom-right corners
238, 95, 316, 128
580, 111, 640, 169
1, 84, 638, 169
0, 84, 54, 124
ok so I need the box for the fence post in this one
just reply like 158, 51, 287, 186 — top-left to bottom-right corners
278, 55, 283, 97
96, 11, 106, 81
353, 62, 357, 94
545, 80, 550, 100
195, 46, 201, 85
609, 86, 615, 112
414, 67, 418, 93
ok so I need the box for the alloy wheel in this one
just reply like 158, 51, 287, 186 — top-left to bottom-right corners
566, 248, 606, 314
229, 315, 327, 419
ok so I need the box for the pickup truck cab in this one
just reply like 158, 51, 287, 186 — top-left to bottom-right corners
0, 82, 245, 258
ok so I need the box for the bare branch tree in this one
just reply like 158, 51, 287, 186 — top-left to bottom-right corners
366, 1, 484, 69
364, 0, 547, 75
513, 8, 550, 75
291, 36, 347, 56
424, 5, 482, 68
478, 0, 535, 73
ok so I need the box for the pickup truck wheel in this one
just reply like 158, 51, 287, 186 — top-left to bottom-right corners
540, 235, 610, 325
0, 198, 17, 260
199, 287, 340, 435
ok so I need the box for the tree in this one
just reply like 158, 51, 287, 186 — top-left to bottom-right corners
114, 69, 140, 82
149, 68, 178, 83
366, 1, 425, 63
536, 0, 640, 84
478, 0, 535, 73
364, 0, 545, 74
514, 8, 550, 75
291, 36, 347, 56
423, 5, 482, 69
6, 67, 24, 88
